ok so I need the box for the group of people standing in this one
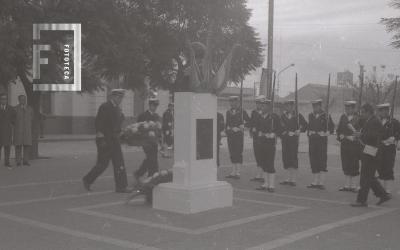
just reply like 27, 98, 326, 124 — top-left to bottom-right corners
0, 93, 33, 169
223, 95, 395, 206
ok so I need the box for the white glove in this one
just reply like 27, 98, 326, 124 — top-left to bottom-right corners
339, 134, 345, 140
149, 131, 156, 137
294, 130, 301, 136
288, 132, 295, 136
318, 131, 328, 137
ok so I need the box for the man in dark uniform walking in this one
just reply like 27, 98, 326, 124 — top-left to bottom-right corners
336, 101, 362, 192
83, 89, 131, 193
352, 103, 391, 207
134, 98, 161, 182
307, 99, 334, 190
249, 95, 266, 182
376, 103, 400, 194
280, 100, 307, 186
225, 96, 249, 179
162, 103, 174, 157
255, 99, 282, 192
0, 93, 15, 169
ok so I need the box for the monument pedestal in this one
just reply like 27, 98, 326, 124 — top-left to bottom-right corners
153, 92, 233, 214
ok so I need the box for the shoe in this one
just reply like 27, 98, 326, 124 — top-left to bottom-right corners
116, 188, 134, 193
317, 185, 326, 190
23, 162, 30, 166
351, 202, 368, 207
250, 177, 260, 182
280, 180, 290, 185
376, 195, 392, 206
307, 184, 319, 189
82, 179, 91, 191
256, 186, 267, 191
234, 175, 241, 180
289, 181, 297, 187
225, 174, 236, 179
339, 187, 350, 192
267, 187, 275, 193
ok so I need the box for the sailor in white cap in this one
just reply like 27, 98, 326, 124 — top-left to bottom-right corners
376, 102, 400, 194
307, 99, 334, 190
225, 95, 250, 179
280, 99, 308, 186
134, 96, 162, 182
255, 99, 283, 192
83, 88, 131, 193
249, 95, 266, 182
336, 100, 361, 192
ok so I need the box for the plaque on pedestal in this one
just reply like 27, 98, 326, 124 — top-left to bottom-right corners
153, 92, 233, 214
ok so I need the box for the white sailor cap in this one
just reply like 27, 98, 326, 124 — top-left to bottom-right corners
344, 100, 357, 106
311, 99, 323, 105
255, 95, 266, 103
377, 103, 390, 109
110, 88, 125, 97
229, 96, 240, 101
148, 97, 159, 105
261, 99, 272, 105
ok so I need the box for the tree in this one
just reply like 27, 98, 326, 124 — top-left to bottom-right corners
0, 0, 148, 157
382, 0, 400, 49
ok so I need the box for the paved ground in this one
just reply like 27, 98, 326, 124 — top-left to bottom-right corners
0, 135, 398, 250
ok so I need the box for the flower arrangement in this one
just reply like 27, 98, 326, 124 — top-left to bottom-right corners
120, 121, 162, 146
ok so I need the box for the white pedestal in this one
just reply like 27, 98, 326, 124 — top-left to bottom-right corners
153, 92, 233, 214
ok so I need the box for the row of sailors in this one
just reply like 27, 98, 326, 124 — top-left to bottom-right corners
224, 95, 398, 206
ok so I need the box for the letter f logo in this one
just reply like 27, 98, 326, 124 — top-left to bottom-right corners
33, 24, 50, 80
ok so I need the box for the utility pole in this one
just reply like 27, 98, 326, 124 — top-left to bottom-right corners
358, 64, 365, 109
266, 0, 274, 99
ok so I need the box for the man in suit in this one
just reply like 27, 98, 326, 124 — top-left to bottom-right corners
376, 103, 400, 194
352, 103, 391, 207
13, 95, 33, 166
249, 95, 266, 182
83, 89, 131, 193
225, 96, 249, 179
280, 100, 308, 186
0, 93, 15, 169
307, 99, 334, 190
134, 98, 161, 181
255, 99, 282, 192
336, 101, 362, 192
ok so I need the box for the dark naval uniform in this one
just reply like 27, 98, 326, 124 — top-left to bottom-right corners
336, 113, 362, 177
217, 112, 225, 166
0, 104, 15, 166
356, 115, 388, 204
83, 100, 128, 191
249, 109, 263, 167
377, 117, 400, 181
134, 110, 161, 178
225, 108, 249, 164
256, 112, 282, 173
280, 111, 307, 169
162, 108, 174, 147
307, 111, 334, 173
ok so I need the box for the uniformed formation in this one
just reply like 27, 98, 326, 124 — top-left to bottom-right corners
224, 95, 396, 206
82, 89, 395, 207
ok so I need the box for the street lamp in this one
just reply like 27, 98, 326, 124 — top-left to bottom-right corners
276, 63, 295, 96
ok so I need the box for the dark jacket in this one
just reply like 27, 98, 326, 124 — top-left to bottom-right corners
162, 109, 173, 133
0, 105, 16, 146
360, 115, 384, 147
308, 111, 335, 135
95, 101, 124, 140
256, 113, 283, 136
280, 111, 308, 134
225, 108, 249, 134
336, 113, 361, 142
249, 109, 262, 137
138, 110, 161, 123
380, 118, 400, 142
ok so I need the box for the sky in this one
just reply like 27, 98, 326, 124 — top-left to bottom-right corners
244, 0, 400, 96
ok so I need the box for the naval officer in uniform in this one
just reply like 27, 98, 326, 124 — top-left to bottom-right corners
83, 89, 131, 193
